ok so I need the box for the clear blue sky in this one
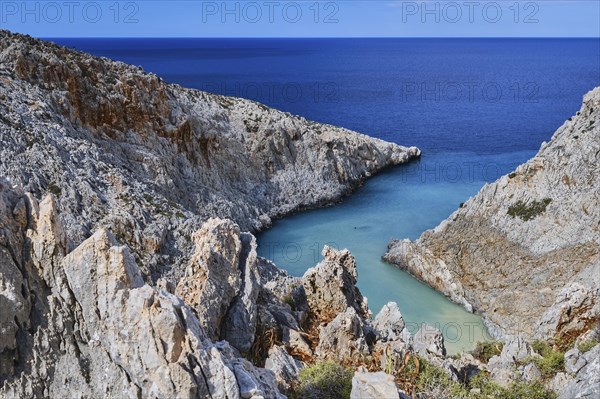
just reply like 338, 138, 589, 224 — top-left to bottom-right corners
1, 1, 599, 38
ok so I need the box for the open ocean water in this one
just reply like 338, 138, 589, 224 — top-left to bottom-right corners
54, 37, 600, 353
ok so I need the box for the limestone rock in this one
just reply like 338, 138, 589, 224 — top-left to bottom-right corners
302, 246, 369, 324
315, 307, 371, 361
486, 336, 533, 387
175, 218, 244, 341
350, 371, 399, 399
265, 346, 304, 392
0, 30, 420, 281
222, 233, 261, 354
413, 324, 446, 358
373, 302, 405, 342
0, 30, 424, 398
385, 87, 600, 341
565, 347, 587, 375
558, 344, 600, 399
522, 363, 542, 382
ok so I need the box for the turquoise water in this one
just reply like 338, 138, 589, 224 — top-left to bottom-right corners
257, 151, 535, 354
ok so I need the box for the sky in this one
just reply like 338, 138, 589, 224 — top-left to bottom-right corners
0, 0, 599, 38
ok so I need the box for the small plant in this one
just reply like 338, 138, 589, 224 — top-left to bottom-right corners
508, 172, 517, 179
291, 361, 353, 399
282, 294, 295, 307
524, 340, 565, 378
471, 341, 504, 363
48, 182, 61, 197
578, 339, 598, 353
469, 373, 557, 399
507, 198, 552, 221
387, 353, 558, 399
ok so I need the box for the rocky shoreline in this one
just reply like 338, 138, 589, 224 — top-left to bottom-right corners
1, 30, 598, 398
0, 29, 420, 282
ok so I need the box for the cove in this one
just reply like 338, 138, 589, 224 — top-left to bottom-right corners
257, 149, 535, 354
52, 37, 600, 353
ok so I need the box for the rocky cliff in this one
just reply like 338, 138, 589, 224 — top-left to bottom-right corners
0, 30, 419, 281
385, 87, 600, 343
0, 31, 427, 398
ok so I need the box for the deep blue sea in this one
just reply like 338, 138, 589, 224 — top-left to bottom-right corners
54, 38, 600, 353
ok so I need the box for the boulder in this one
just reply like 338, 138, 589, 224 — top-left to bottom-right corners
521, 363, 542, 382
350, 371, 399, 399
564, 347, 587, 375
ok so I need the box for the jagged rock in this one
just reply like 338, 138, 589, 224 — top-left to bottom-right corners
315, 307, 371, 361
222, 233, 261, 353
499, 336, 533, 363
302, 246, 369, 324
549, 372, 575, 395
557, 344, 600, 399
281, 327, 313, 362
522, 363, 542, 382
385, 88, 600, 341
565, 347, 587, 375
175, 218, 245, 342
373, 302, 405, 342
265, 346, 304, 392
0, 188, 284, 398
413, 324, 446, 357
350, 371, 399, 399
486, 336, 533, 387
257, 257, 300, 301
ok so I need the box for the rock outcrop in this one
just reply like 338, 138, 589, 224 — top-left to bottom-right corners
385, 87, 600, 342
0, 186, 286, 398
302, 246, 370, 324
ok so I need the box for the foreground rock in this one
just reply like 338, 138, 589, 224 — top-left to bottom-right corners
0, 186, 283, 398
351, 371, 400, 399
385, 87, 600, 342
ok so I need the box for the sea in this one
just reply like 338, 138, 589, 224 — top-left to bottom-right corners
52, 37, 600, 353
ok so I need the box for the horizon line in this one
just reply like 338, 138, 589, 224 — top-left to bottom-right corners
42, 36, 600, 40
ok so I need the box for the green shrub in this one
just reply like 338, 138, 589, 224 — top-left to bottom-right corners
282, 294, 295, 307
415, 358, 469, 398
292, 361, 353, 399
48, 182, 61, 197
469, 373, 557, 399
507, 198, 552, 221
410, 361, 556, 399
388, 355, 558, 399
471, 341, 504, 363
525, 340, 564, 378
578, 340, 598, 353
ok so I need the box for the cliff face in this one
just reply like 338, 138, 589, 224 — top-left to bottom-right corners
0, 30, 419, 280
385, 88, 600, 342
0, 31, 426, 399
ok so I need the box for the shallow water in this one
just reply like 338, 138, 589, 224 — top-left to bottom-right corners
257, 150, 535, 354
55, 37, 600, 354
